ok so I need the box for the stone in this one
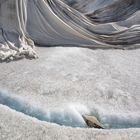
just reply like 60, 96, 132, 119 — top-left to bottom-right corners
82, 115, 104, 129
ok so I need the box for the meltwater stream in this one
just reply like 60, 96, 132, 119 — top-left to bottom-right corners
0, 91, 140, 129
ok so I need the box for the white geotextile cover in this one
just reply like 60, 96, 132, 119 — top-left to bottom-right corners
0, 0, 140, 61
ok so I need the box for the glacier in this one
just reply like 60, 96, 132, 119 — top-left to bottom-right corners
0, 47, 140, 139
0, 0, 140, 139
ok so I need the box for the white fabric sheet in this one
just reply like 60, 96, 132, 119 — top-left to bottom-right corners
0, 0, 140, 61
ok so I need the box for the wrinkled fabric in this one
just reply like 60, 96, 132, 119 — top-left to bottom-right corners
0, 0, 140, 61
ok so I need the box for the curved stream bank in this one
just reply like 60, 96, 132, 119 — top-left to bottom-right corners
0, 91, 140, 129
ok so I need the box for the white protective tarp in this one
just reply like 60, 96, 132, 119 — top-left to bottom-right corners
0, 0, 140, 61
